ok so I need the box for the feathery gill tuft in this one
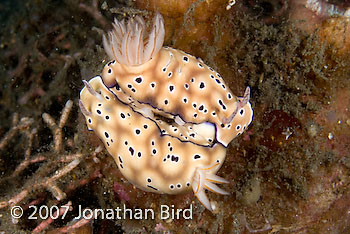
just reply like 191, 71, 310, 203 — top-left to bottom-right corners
103, 12, 165, 66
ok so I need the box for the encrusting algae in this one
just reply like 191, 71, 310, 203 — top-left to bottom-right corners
79, 12, 253, 211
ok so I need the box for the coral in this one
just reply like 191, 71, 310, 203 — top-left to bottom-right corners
0, 100, 102, 232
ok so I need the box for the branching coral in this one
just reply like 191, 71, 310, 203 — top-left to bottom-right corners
0, 100, 102, 232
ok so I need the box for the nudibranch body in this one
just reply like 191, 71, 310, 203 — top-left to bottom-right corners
79, 76, 229, 210
102, 13, 253, 147
109, 84, 217, 146
79, 12, 254, 211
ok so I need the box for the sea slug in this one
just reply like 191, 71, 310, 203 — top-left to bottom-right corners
79, 12, 253, 211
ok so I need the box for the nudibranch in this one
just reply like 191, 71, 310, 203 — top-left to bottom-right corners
101, 13, 253, 147
79, 76, 229, 211
79, 12, 254, 211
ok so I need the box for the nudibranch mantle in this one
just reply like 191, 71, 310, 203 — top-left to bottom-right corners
79, 76, 228, 211
102, 13, 253, 147
79, 12, 254, 211
107, 80, 217, 147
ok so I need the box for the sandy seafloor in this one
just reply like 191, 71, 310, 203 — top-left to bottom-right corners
0, 0, 350, 233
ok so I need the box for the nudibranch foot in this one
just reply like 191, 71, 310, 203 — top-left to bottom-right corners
192, 163, 229, 211
174, 115, 185, 126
